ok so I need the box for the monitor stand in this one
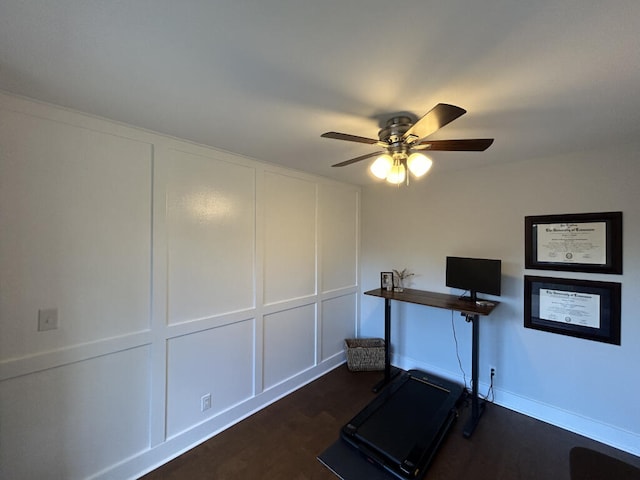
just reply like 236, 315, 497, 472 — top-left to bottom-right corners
457, 290, 478, 302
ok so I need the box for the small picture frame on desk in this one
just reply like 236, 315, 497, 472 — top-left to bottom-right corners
380, 272, 393, 291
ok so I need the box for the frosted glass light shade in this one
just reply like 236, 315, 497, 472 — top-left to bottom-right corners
407, 153, 432, 177
370, 154, 393, 179
386, 163, 406, 184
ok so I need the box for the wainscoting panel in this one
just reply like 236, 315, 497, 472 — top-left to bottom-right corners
165, 319, 255, 439
0, 108, 152, 361
321, 293, 357, 361
164, 148, 256, 325
263, 172, 317, 305
263, 303, 317, 390
0, 346, 151, 480
319, 184, 359, 292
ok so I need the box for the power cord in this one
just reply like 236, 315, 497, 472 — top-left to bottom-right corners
483, 368, 495, 403
457, 289, 470, 301
451, 310, 468, 391
451, 310, 495, 404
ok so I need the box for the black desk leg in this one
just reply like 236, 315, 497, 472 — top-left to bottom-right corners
372, 298, 400, 393
463, 313, 485, 437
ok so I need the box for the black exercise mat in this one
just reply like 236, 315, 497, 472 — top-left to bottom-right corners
318, 438, 397, 480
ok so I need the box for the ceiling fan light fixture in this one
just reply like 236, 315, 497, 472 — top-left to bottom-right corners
407, 152, 433, 178
386, 162, 406, 185
370, 154, 393, 179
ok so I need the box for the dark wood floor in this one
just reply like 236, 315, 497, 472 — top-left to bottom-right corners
141, 365, 640, 479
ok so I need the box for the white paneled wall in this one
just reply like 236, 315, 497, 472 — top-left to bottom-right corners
321, 294, 357, 361
0, 108, 152, 360
318, 185, 359, 361
164, 148, 256, 323
166, 320, 255, 438
263, 172, 317, 305
263, 304, 316, 389
0, 93, 359, 479
319, 184, 358, 292
0, 346, 151, 479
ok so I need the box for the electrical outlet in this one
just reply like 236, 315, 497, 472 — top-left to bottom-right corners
490, 366, 496, 378
38, 308, 58, 331
201, 393, 212, 412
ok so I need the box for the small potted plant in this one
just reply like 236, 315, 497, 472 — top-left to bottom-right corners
393, 268, 414, 292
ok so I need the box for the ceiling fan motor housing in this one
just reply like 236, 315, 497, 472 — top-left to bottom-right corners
378, 116, 414, 145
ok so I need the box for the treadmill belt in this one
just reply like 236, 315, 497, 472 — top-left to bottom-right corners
355, 378, 449, 463
340, 370, 464, 480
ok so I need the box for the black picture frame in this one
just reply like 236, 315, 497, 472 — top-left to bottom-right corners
380, 272, 393, 291
524, 275, 621, 345
524, 211, 622, 274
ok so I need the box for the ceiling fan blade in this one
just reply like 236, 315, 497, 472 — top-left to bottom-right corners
414, 139, 494, 151
402, 104, 467, 143
332, 151, 384, 167
321, 131, 380, 145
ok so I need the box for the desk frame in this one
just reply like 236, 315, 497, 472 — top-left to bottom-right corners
364, 288, 499, 438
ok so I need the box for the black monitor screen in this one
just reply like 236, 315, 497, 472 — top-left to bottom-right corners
446, 256, 501, 297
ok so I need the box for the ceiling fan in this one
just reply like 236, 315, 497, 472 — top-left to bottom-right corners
321, 104, 494, 185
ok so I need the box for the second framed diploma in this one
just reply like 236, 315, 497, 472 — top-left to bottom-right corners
524, 276, 621, 345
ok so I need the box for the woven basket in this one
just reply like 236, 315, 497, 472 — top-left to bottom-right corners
344, 338, 385, 371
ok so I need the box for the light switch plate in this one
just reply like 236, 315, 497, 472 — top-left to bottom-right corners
38, 308, 58, 331
201, 393, 212, 412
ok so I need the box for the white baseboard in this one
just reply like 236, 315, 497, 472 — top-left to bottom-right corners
495, 389, 640, 457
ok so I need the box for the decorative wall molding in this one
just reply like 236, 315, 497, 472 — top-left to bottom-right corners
0, 331, 152, 381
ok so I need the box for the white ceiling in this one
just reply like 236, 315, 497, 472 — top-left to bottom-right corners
1, 0, 638, 185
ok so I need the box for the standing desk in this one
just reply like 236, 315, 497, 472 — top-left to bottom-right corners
364, 288, 499, 438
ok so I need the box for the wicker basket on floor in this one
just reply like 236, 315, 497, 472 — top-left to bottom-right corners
344, 338, 385, 371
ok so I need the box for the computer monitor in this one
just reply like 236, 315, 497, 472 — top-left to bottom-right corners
445, 256, 501, 301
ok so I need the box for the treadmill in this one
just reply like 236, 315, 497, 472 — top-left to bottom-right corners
339, 369, 465, 480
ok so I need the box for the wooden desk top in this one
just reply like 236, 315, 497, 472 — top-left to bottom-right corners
364, 288, 499, 316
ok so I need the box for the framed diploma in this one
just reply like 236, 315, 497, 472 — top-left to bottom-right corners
524, 275, 621, 345
525, 212, 622, 274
